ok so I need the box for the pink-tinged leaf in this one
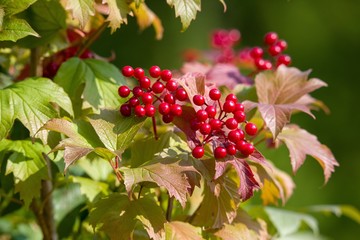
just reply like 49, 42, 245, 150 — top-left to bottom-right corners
248, 149, 270, 168
277, 125, 339, 183
215, 158, 260, 201
121, 158, 198, 207
181, 61, 211, 75
296, 94, 330, 114
164, 221, 203, 240
103, 0, 131, 33
254, 65, 327, 138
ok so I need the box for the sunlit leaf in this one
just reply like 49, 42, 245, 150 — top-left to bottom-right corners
0, 17, 39, 42
65, 0, 95, 28
103, 0, 130, 33
72, 176, 108, 202
0, 0, 38, 16
277, 125, 339, 183
166, 0, 201, 31
164, 221, 203, 240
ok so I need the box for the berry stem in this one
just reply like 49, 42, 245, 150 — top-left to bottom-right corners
166, 195, 174, 221
76, 22, 108, 58
152, 116, 159, 140
110, 156, 123, 182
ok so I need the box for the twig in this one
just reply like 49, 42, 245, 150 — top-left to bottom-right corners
166, 195, 174, 221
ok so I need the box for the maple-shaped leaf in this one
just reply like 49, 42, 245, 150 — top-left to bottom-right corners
88, 193, 166, 240
0, 78, 73, 143
65, 0, 95, 28
244, 65, 327, 139
130, 2, 164, 40
102, 0, 130, 33
167, 0, 201, 31
0, 140, 50, 207
164, 221, 203, 240
277, 124, 339, 183
215, 157, 260, 201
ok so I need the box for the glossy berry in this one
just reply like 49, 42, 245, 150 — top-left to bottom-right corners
152, 81, 165, 94
132, 87, 143, 97
141, 92, 153, 105
162, 114, 174, 123
225, 93, 237, 102
192, 146, 205, 159
145, 105, 156, 117
170, 104, 182, 116
277, 54, 291, 67
225, 118, 238, 130
175, 88, 188, 101
241, 143, 255, 156
209, 119, 222, 130
214, 147, 227, 159
134, 105, 146, 117
233, 110, 246, 123
196, 110, 208, 122
129, 97, 140, 107
118, 86, 130, 98
245, 122, 258, 136
166, 80, 178, 91
193, 95, 205, 106
161, 69, 172, 81
250, 47, 264, 59
121, 66, 134, 77
234, 103, 245, 112
268, 45, 282, 56
276, 40, 287, 51
205, 106, 217, 118
149, 65, 161, 78
254, 58, 265, 69
263, 60, 273, 70
228, 129, 243, 143
158, 102, 171, 115
134, 67, 145, 79
120, 104, 131, 116
264, 32, 278, 45
209, 88, 221, 100
139, 76, 151, 89
236, 140, 247, 151
223, 100, 236, 113
226, 144, 237, 155
199, 123, 212, 135
164, 94, 175, 104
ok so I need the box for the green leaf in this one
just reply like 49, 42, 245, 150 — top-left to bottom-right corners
167, 0, 201, 31
306, 205, 360, 224
0, 0, 38, 16
0, 8, 4, 30
0, 17, 39, 42
72, 176, 108, 202
0, 140, 50, 207
65, 0, 95, 28
54, 57, 126, 110
165, 221, 203, 240
103, 0, 131, 33
88, 193, 166, 240
0, 78, 73, 142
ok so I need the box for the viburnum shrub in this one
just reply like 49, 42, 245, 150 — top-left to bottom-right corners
0, 1, 358, 239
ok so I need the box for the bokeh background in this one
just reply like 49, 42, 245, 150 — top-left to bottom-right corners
93, 1, 360, 239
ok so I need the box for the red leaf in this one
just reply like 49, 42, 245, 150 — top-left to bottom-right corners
277, 125, 339, 183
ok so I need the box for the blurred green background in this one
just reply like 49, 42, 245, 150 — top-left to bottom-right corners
93, 0, 360, 239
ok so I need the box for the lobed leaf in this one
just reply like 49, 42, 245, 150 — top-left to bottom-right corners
103, 0, 131, 33
65, 0, 95, 28
0, 17, 39, 42
164, 221, 203, 240
167, 0, 201, 31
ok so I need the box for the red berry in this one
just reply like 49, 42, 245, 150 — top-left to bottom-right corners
276, 54, 291, 67
121, 66, 134, 77
193, 95, 205, 106
214, 147, 227, 159
254, 58, 265, 69
226, 144, 237, 155
205, 106, 217, 118
199, 123, 212, 135
132, 87, 143, 97
134, 67, 145, 79
209, 88, 221, 100
228, 129, 244, 143
152, 81, 165, 94
120, 104, 131, 116
118, 86, 130, 98
225, 93, 237, 102
164, 94, 175, 104
166, 80, 178, 91
223, 100, 236, 113
264, 32, 278, 45
139, 76, 151, 89
263, 60, 273, 70
158, 102, 171, 115
149, 65, 161, 78
145, 105, 156, 117
236, 140, 247, 151
170, 104, 182, 116
129, 97, 140, 107
141, 92, 153, 105
134, 105, 146, 117
275, 40, 287, 51
245, 122, 258, 136
175, 88, 188, 101
161, 69, 172, 81
162, 114, 174, 123
268, 45, 282, 56
225, 118, 238, 130
196, 110, 208, 122
250, 47, 264, 59
192, 146, 204, 159
233, 110, 246, 123
209, 119, 222, 130
241, 143, 255, 156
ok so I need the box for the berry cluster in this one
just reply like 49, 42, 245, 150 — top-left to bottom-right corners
249, 31, 291, 71
190, 89, 258, 159
118, 66, 188, 123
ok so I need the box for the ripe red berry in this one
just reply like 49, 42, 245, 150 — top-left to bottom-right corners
268, 45, 282, 56
228, 129, 243, 143
205, 106, 217, 118
225, 93, 237, 102
236, 139, 247, 151
158, 102, 171, 115
225, 118, 238, 130
121, 66, 134, 77
170, 104, 182, 116
141, 92, 153, 105
249, 47, 264, 59
118, 86, 130, 98
209, 88, 221, 100
276, 54, 291, 67
139, 76, 151, 89
226, 144, 237, 155
132, 87, 143, 97
264, 32, 278, 45
214, 147, 227, 159
164, 94, 175, 104
129, 97, 140, 107
254, 58, 265, 69
233, 110, 246, 123
193, 95, 205, 106
234, 103, 245, 112
192, 146, 204, 159
241, 143, 255, 156
134, 67, 145, 79
196, 110, 208, 122
120, 104, 131, 116
209, 119, 222, 130
161, 69, 172, 81
149, 65, 161, 78
175, 88, 188, 101
275, 40, 287, 51
134, 105, 146, 117
263, 60, 273, 70
166, 80, 178, 91
191, 119, 201, 131
152, 81, 165, 94
223, 100, 236, 113
145, 105, 156, 117
199, 123, 212, 135
245, 122, 258, 136
162, 114, 174, 123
